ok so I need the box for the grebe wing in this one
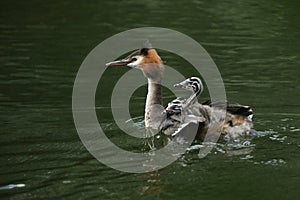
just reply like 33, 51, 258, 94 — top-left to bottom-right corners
202, 100, 253, 118
171, 121, 199, 142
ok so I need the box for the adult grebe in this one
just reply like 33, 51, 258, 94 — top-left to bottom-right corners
106, 48, 164, 130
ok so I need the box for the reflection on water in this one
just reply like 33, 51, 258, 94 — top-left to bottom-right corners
141, 172, 164, 196
0, 184, 25, 191
1, 0, 300, 199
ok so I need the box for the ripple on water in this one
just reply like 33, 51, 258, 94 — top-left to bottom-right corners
290, 128, 300, 133
269, 134, 287, 142
254, 159, 286, 166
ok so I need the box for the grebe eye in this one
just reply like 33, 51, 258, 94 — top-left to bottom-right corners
131, 58, 137, 62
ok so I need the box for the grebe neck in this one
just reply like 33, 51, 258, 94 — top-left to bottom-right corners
144, 78, 163, 128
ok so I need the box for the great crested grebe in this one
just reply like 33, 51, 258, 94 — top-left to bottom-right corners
160, 77, 205, 135
106, 48, 164, 130
106, 48, 254, 140
163, 77, 204, 123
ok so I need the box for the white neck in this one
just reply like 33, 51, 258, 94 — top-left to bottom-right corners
182, 92, 199, 111
145, 79, 153, 110
144, 78, 163, 128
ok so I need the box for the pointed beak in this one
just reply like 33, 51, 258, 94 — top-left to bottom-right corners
174, 83, 180, 87
174, 83, 185, 89
174, 79, 191, 89
105, 59, 130, 67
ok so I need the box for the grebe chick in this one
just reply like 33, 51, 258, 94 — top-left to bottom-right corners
175, 77, 254, 140
160, 78, 206, 136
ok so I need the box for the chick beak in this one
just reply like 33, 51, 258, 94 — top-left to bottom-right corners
174, 79, 191, 89
174, 83, 185, 89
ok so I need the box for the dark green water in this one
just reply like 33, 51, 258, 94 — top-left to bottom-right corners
1, 0, 300, 199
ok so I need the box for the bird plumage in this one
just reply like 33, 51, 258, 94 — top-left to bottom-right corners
106, 48, 254, 141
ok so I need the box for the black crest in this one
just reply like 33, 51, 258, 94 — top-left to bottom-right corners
140, 48, 150, 55
127, 48, 150, 58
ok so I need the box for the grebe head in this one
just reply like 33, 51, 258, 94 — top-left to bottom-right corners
106, 48, 163, 81
174, 77, 203, 95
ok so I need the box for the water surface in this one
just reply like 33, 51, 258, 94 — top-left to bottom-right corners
1, 0, 299, 199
